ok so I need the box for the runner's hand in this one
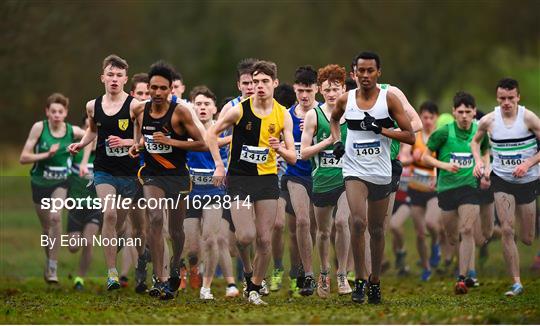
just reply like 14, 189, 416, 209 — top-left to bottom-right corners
48, 143, 60, 157
152, 132, 170, 146
513, 161, 530, 178
129, 144, 140, 158
364, 112, 381, 134
444, 162, 460, 173
213, 165, 226, 187
333, 141, 345, 160
107, 135, 124, 148
68, 142, 82, 155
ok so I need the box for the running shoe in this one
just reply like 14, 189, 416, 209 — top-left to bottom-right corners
119, 276, 129, 288
73, 276, 84, 291
289, 278, 301, 298
225, 284, 240, 298
300, 275, 316, 296
260, 279, 270, 296
107, 276, 121, 291
317, 273, 330, 299
189, 265, 202, 290
337, 273, 352, 295
168, 266, 181, 292
367, 278, 382, 304
429, 244, 441, 268
135, 248, 150, 293
504, 283, 523, 297
179, 265, 188, 290
454, 277, 468, 295
351, 279, 366, 303
44, 262, 58, 284
465, 270, 479, 288
160, 282, 176, 300
421, 268, 432, 282
270, 268, 284, 291
149, 280, 162, 297
248, 290, 267, 305
200, 286, 214, 300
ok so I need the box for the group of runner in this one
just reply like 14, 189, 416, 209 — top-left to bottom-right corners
20, 52, 540, 305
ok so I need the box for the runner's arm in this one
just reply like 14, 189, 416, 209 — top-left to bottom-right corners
389, 86, 422, 132
385, 92, 415, 145
278, 110, 298, 165
330, 93, 347, 143
300, 109, 328, 160
19, 122, 51, 164
207, 105, 242, 169
471, 114, 491, 178
68, 101, 97, 154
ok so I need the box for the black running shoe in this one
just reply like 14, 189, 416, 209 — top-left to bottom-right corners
367, 278, 382, 304
351, 279, 366, 304
296, 265, 305, 289
299, 275, 316, 296
135, 248, 150, 294
168, 266, 180, 292
160, 282, 176, 300
149, 280, 163, 297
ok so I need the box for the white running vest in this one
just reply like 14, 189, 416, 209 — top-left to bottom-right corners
490, 106, 539, 184
342, 88, 393, 185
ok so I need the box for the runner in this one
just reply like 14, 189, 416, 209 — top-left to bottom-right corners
271, 82, 297, 293
185, 85, 239, 299
66, 115, 101, 290
129, 60, 205, 299
299, 64, 352, 297
406, 100, 441, 281
206, 60, 297, 305
20, 93, 85, 284
422, 91, 490, 294
68, 54, 143, 291
330, 52, 415, 304
284, 66, 319, 296
471, 78, 540, 296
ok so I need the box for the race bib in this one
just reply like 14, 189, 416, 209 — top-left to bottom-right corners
105, 140, 130, 157
499, 153, 523, 167
353, 140, 381, 158
320, 150, 342, 168
190, 168, 214, 186
43, 165, 69, 180
450, 152, 474, 168
410, 168, 435, 189
295, 142, 302, 160
144, 135, 172, 154
240, 145, 269, 164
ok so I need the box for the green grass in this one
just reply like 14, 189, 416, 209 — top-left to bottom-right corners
1, 176, 540, 324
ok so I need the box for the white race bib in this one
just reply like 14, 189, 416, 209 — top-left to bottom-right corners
190, 168, 214, 185
353, 140, 381, 158
294, 142, 302, 160
144, 134, 172, 154
411, 168, 434, 188
240, 145, 269, 164
320, 150, 342, 168
43, 165, 69, 180
105, 142, 130, 157
498, 152, 523, 167
450, 152, 474, 168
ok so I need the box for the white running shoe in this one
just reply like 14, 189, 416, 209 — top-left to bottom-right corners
504, 283, 523, 297
225, 285, 240, 298
44, 264, 58, 284
337, 273, 352, 295
200, 286, 214, 300
260, 279, 270, 296
248, 290, 267, 305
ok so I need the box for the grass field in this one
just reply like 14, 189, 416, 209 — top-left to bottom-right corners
1, 170, 540, 324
